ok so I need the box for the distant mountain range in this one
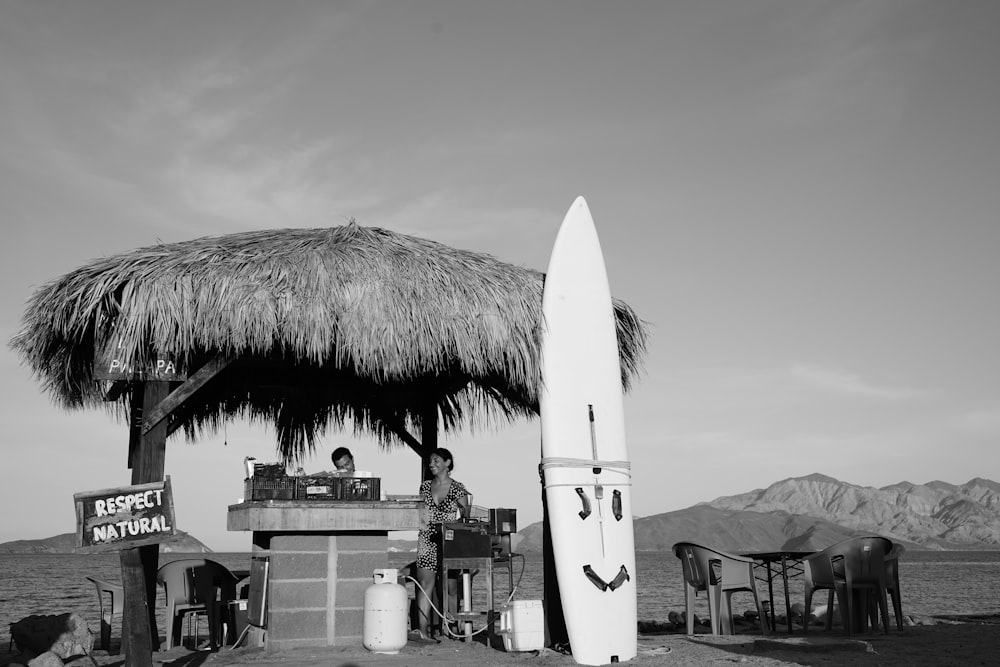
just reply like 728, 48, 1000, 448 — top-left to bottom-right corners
0, 530, 212, 554
7, 475, 997, 554
514, 474, 1000, 552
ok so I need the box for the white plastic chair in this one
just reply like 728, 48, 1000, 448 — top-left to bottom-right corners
85, 576, 124, 653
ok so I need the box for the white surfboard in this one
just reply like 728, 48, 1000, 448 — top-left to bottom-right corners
540, 197, 637, 665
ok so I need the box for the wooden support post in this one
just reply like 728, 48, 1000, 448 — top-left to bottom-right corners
121, 380, 169, 665
541, 484, 568, 647
419, 404, 438, 483
127, 391, 142, 469
120, 548, 153, 662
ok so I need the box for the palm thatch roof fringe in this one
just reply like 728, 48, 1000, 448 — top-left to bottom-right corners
11, 223, 648, 460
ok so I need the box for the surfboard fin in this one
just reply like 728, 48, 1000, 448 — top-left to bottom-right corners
607, 565, 630, 591
582, 564, 608, 591
612, 489, 623, 521
575, 487, 591, 519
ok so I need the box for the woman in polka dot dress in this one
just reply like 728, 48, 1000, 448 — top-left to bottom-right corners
414, 448, 470, 641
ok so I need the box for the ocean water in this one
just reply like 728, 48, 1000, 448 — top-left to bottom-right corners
2, 550, 998, 648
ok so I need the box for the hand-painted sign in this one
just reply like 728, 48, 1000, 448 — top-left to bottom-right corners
93, 336, 187, 381
74, 478, 177, 552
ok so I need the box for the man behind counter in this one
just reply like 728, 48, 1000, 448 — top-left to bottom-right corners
320, 446, 383, 499
321, 446, 370, 476
331, 446, 356, 474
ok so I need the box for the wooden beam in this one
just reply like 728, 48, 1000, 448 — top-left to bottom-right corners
142, 355, 232, 434
104, 380, 129, 402
383, 417, 427, 457
166, 417, 185, 439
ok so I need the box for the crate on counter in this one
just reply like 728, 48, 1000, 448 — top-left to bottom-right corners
244, 476, 296, 500
253, 462, 287, 479
296, 476, 381, 501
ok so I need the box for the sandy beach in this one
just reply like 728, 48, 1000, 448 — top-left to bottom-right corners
5, 616, 998, 667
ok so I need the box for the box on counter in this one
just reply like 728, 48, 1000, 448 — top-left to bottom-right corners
296, 476, 381, 501
252, 462, 286, 479
244, 476, 296, 500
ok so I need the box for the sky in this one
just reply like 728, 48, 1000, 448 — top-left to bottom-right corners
1, 0, 998, 552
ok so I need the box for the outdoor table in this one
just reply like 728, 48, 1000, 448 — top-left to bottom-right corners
740, 550, 814, 634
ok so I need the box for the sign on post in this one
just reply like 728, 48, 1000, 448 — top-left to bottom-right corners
74, 478, 177, 553
93, 336, 187, 381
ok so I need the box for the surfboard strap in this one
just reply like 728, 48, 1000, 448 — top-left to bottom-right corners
574, 487, 592, 519
583, 564, 608, 591
608, 565, 630, 591
543, 480, 632, 490
540, 457, 631, 472
582, 564, 631, 592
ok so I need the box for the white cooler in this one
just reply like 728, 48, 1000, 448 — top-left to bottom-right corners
498, 599, 544, 651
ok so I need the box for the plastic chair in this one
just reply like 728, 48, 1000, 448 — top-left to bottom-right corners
803, 536, 892, 636
672, 542, 771, 636
156, 559, 240, 650
85, 576, 124, 653
884, 543, 906, 630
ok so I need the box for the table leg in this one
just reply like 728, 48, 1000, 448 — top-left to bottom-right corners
781, 555, 793, 634
765, 562, 776, 632
461, 572, 473, 640
438, 568, 448, 638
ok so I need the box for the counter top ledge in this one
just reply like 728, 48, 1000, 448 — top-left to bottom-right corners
227, 501, 421, 532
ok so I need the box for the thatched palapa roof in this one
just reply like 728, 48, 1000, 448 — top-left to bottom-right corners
11, 223, 648, 462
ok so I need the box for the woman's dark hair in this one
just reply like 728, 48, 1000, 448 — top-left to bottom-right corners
432, 447, 455, 472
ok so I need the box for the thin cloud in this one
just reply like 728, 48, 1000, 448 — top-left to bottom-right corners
749, 0, 921, 128
950, 405, 1000, 437
118, 56, 252, 142
375, 190, 552, 256
164, 138, 378, 230
789, 363, 919, 400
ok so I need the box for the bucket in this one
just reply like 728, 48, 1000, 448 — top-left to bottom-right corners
498, 599, 544, 652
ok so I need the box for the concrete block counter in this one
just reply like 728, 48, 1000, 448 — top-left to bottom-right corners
227, 501, 421, 651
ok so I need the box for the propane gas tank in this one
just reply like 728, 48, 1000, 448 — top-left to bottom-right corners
363, 568, 408, 654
